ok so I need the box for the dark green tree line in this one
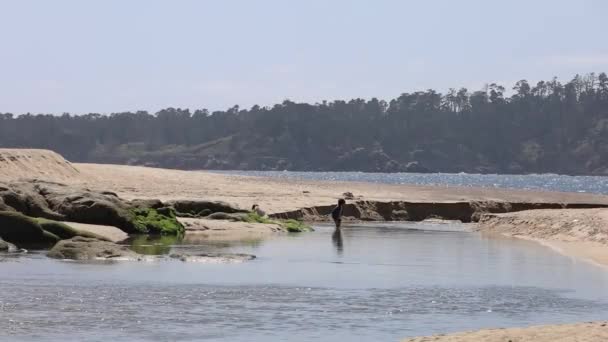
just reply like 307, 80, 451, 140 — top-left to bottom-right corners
1, 72, 607, 174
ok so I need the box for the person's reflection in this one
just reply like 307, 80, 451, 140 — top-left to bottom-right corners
332, 228, 344, 255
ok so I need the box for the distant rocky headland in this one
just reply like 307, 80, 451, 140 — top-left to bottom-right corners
1, 72, 607, 174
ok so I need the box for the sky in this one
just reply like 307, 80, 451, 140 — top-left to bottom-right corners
1, 0, 607, 114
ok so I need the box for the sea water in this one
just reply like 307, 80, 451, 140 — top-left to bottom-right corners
211, 171, 608, 195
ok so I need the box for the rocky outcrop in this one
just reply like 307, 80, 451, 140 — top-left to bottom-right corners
0, 210, 111, 247
48, 237, 140, 260
0, 180, 184, 235
270, 200, 608, 223
37, 181, 144, 233
0, 211, 60, 245
48, 236, 257, 262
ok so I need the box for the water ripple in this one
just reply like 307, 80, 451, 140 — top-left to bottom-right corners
1, 284, 606, 341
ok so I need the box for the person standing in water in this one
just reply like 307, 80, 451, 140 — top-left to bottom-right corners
331, 198, 346, 229
251, 204, 266, 217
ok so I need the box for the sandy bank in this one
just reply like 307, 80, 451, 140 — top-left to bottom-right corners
66, 163, 608, 214
2, 148, 607, 214
477, 208, 608, 267
0, 148, 80, 181
402, 321, 608, 342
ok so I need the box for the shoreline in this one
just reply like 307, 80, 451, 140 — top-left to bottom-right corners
513, 235, 608, 270
476, 208, 608, 267
72, 163, 608, 214
402, 321, 608, 342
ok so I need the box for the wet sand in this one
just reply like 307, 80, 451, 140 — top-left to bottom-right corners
402, 321, 608, 342
478, 208, 608, 267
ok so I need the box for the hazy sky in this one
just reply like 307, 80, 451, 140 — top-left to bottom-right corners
1, 0, 607, 114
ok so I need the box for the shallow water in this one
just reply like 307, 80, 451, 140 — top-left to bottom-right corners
211, 170, 608, 195
2, 223, 608, 342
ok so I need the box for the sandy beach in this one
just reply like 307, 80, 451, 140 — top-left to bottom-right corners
3, 149, 608, 213
402, 321, 608, 342
72, 164, 608, 212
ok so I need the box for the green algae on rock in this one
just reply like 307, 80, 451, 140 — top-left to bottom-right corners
281, 219, 313, 233
129, 207, 185, 235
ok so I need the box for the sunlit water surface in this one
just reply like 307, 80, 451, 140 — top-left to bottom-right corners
211, 170, 608, 194
2, 222, 608, 342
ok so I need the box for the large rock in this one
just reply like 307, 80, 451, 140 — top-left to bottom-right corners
48, 237, 139, 260
0, 211, 60, 245
48, 237, 256, 263
0, 180, 184, 235
37, 181, 139, 232
0, 181, 65, 220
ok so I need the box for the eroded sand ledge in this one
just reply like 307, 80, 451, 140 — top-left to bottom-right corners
270, 200, 608, 223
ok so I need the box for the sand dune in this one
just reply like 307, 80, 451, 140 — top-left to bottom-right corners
0, 148, 81, 181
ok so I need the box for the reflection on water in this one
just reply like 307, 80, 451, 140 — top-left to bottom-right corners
2, 222, 608, 342
331, 228, 343, 255
127, 234, 265, 256
128, 235, 182, 255
181, 234, 264, 249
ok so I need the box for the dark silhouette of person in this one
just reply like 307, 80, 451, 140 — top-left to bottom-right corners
331, 198, 346, 229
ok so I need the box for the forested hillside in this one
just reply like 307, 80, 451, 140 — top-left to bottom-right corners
1, 72, 608, 175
